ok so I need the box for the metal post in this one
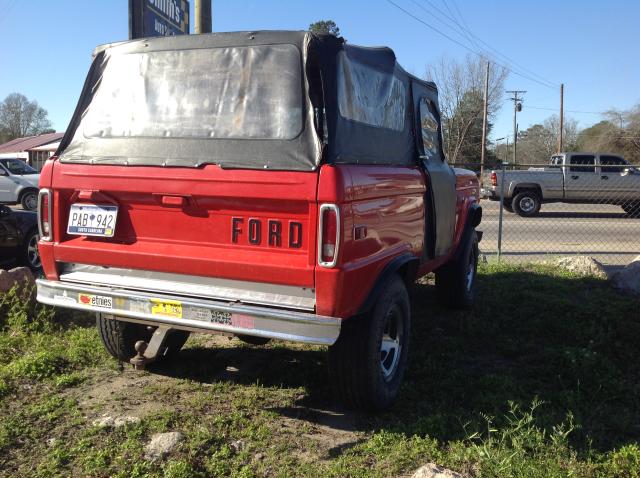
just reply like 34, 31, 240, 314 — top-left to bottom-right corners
557, 83, 564, 153
480, 61, 490, 180
497, 162, 506, 261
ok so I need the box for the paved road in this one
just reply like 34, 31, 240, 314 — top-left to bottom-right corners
479, 200, 640, 265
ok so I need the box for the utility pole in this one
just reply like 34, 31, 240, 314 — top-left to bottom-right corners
557, 83, 564, 153
506, 90, 526, 164
195, 0, 212, 33
480, 61, 490, 179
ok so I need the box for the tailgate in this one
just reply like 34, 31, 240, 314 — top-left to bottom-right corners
48, 162, 319, 292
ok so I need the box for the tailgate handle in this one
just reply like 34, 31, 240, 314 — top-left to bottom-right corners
75, 190, 117, 204
161, 195, 188, 207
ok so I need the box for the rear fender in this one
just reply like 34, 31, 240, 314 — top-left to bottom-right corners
451, 203, 482, 262
357, 253, 419, 315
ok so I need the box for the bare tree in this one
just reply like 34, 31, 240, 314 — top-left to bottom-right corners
0, 93, 52, 141
517, 116, 579, 164
426, 55, 508, 163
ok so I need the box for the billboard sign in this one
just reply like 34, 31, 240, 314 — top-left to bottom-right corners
130, 0, 190, 39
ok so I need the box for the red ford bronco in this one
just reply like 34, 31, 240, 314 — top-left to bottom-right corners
36, 31, 482, 410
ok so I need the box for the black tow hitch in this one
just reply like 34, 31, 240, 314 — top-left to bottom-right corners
130, 326, 174, 370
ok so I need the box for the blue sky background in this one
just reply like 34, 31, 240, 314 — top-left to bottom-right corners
1, 0, 638, 141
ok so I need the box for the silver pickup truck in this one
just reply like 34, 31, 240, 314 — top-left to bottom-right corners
485, 152, 640, 217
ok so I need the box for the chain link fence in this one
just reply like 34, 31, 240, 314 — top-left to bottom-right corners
456, 159, 640, 266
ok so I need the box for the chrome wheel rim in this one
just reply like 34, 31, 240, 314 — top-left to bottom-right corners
519, 196, 535, 213
27, 233, 41, 269
380, 306, 403, 381
24, 193, 37, 211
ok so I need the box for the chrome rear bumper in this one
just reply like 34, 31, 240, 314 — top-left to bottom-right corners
36, 279, 341, 345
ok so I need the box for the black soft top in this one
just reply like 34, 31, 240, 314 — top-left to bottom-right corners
58, 31, 440, 171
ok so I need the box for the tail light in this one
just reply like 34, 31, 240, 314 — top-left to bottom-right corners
38, 189, 52, 241
318, 204, 340, 268
490, 172, 497, 187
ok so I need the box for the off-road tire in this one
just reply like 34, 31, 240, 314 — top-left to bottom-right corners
236, 335, 271, 346
622, 201, 640, 218
96, 315, 189, 362
328, 276, 410, 411
512, 191, 541, 217
20, 189, 38, 211
435, 229, 479, 309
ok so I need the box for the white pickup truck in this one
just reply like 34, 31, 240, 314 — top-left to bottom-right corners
486, 152, 640, 217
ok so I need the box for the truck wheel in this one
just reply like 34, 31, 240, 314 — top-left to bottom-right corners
622, 202, 640, 218
236, 334, 271, 346
96, 315, 190, 362
328, 276, 410, 411
435, 229, 479, 309
512, 191, 541, 217
20, 189, 38, 211
502, 200, 514, 213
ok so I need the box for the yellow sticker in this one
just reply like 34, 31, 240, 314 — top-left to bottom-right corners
151, 299, 182, 318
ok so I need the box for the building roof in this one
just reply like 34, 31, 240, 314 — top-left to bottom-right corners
30, 141, 61, 152
0, 132, 64, 154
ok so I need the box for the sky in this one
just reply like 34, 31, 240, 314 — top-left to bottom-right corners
1, 0, 638, 142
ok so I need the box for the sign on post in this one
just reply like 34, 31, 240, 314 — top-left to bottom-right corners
129, 0, 190, 39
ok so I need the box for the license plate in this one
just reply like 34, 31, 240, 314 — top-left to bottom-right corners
67, 204, 118, 237
151, 299, 183, 318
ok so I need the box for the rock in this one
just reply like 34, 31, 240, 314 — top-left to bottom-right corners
144, 431, 183, 460
114, 416, 141, 427
92, 414, 140, 428
611, 256, 640, 296
230, 439, 245, 452
0, 267, 36, 297
92, 415, 115, 428
412, 463, 463, 478
553, 256, 608, 279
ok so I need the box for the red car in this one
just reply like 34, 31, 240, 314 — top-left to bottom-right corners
36, 31, 482, 410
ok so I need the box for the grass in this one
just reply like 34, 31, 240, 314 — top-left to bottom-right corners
0, 263, 639, 477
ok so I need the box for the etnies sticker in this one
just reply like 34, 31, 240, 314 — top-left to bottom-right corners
78, 293, 113, 309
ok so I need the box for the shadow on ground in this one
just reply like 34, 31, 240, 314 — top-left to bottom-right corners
151, 266, 640, 455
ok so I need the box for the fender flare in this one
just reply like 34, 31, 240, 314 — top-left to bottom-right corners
453, 203, 482, 261
357, 253, 419, 315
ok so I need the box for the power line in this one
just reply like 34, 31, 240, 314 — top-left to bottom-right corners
385, 0, 558, 90
525, 105, 608, 115
413, 0, 558, 88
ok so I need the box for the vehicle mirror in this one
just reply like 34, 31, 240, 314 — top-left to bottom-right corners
0, 169, 7, 176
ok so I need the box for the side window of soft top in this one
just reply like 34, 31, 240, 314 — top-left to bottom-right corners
419, 98, 443, 162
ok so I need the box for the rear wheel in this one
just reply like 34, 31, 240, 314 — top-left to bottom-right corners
20, 190, 38, 211
436, 229, 479, 309
96, 315, 190, 362
512, 191, 541, 217
622, 202, 640, 218
328, 276, 410, 411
